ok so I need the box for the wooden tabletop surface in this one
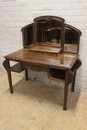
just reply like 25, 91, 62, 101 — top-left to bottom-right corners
4, 48, 78, 69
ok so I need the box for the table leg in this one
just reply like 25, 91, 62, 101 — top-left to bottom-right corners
25, 69, 28, 81
3, 59, 13, 94
71, 72, 76, 92
63, 69, 69, 110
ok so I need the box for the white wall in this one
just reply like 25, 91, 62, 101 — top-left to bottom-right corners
0, 0, 87, 91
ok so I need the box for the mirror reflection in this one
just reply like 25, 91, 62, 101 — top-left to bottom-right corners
37, 19, 62, 47
64, 26, 78, 53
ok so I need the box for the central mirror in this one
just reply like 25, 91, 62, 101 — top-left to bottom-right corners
29, 16, 65, 55
36, 19, 62, 47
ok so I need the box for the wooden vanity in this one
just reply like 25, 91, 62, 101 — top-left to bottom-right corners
3, 16, 82, 110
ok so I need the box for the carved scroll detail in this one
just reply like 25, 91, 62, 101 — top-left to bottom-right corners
71, 58, 82, 72
3, 59, 9, 71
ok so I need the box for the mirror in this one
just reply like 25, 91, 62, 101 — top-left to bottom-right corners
64, 25, 79, 53
36, 19, 62, 47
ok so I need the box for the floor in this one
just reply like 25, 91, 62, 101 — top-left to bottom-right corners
0, 71, 87, 130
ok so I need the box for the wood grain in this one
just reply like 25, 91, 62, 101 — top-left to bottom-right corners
4, 48, 78, 69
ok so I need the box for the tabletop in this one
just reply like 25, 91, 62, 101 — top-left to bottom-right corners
4, 48, 78, 69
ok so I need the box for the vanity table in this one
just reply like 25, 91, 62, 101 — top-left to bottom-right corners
3, 16, 82, 110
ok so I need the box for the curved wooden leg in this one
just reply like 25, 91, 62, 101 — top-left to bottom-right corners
25, 69, 28, 81
71, 59, 82, 92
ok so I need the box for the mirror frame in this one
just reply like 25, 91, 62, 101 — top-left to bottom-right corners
33, 16, 65, 50
64, 24, 82, 53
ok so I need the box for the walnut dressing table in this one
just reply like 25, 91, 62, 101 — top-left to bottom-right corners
3, 16, 82, 110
